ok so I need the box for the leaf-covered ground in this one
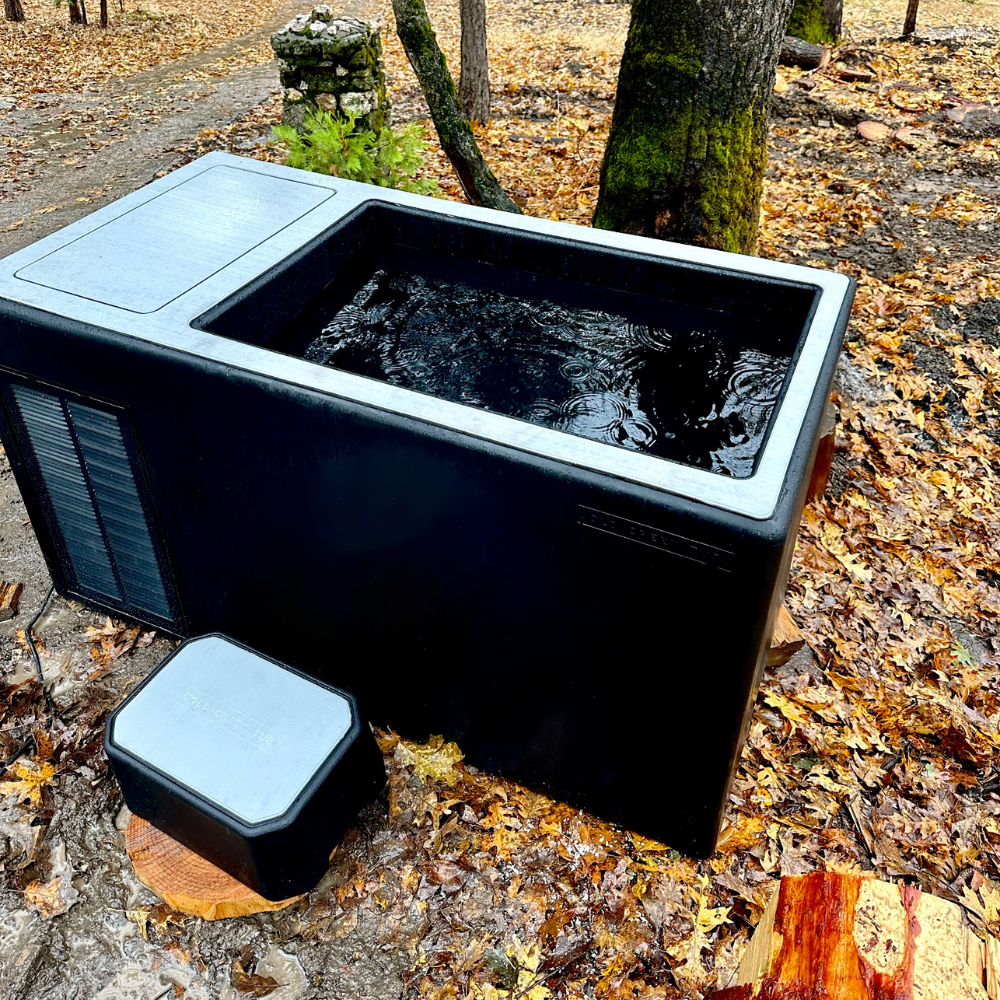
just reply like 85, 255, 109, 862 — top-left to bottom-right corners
0, 0, 287, 97
2, 1, 1000, 998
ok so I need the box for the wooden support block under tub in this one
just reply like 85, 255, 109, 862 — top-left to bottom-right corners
711, 871, 1000, 1000
768, 606, 807, 669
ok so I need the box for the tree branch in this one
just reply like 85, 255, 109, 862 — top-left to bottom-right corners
392, 0, 519, 213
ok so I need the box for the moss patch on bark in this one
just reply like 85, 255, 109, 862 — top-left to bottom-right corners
594, 96, 768, 254
593, 0, 774, 254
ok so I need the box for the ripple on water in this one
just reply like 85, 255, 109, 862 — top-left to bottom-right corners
304, 270, 791, 478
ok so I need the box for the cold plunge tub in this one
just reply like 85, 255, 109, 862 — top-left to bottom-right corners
0, 153, 853, 856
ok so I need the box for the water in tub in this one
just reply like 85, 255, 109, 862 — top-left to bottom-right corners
304, 270, 789, 478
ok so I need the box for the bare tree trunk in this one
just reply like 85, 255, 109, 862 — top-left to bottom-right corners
903, 0, 919, 37
69, 0, 84, 22
786, 0, 842, 44
100, 0, 108, 27
3, 0, 25, 22
458, 0, 490, 123
392, 0, 519, 212
594, 0, 796, 254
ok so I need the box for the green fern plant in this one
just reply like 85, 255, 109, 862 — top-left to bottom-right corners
272, 110, 439, 196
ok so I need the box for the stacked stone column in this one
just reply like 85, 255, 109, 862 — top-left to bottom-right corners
272, 5, 389, 133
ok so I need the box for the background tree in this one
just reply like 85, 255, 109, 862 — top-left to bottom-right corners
392, 0, 518, 211
903, 0, 920, 38
3, 0, 25, 22
459, 0, 490, 123
593, 0, 796, 254
68, 0, 87, 24
786, 0, 842, 44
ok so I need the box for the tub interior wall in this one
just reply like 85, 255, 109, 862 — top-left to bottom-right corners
195, 203, 820, 476
197, 202, 819, 363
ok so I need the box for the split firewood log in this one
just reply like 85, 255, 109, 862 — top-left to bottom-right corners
0, 580, 23, 621
712, 871, 1000, 999
125, 814, 304, 921
779, 35, 831, 69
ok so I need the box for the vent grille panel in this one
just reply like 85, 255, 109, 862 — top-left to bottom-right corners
9, 384, 176, 627
69, 403, 172, 619
12, 385, 122, 599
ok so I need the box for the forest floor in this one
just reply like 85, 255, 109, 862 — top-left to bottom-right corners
2, 0, 1000, 998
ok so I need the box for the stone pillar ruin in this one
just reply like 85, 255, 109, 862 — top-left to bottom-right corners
271, 6, 389, 134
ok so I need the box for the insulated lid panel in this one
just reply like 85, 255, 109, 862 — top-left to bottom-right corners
14, 165, 332, 314
110, 635, 353, 824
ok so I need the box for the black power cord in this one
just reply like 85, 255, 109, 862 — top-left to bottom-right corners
0, 585, 57, 774
0, 735, 34, 778
22, 583, 59, 719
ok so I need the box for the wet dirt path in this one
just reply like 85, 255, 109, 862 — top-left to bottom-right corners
0, 0, 375, 259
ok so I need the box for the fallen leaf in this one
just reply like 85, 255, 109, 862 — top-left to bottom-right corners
893, 127, 931, 149
696, 901, 732, 933
23, 843, 79, 919
24, 876, 74, 918
946, 103, 989, 123
125, 903, 187, 942
0, 760, 55, 807
857, 121, 892, 141
395, 734, 464, 786
889, 92, 923, 112
231, 952, 279, 997
764, 691, 813, 732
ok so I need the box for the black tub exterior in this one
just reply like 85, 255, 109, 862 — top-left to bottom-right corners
0, 154, 854, 857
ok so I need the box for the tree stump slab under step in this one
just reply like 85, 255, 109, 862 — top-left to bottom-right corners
125, 814, 304, 921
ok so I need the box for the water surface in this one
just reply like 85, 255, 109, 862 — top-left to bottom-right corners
304, 270, 789, 478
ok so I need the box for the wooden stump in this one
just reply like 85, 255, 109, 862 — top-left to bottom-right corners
768, 606, 807, 668
125, 815, 304, 921
712, 872, 1000, 999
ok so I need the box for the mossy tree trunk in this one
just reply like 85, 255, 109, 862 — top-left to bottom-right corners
393, 0, 519, 212
3, 0, 25, 22
786, 0, 842, 44
459, 0, 490, 123
593, 0, 795, 254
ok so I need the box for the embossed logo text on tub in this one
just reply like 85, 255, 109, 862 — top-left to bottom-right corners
578, 506, 734, 571
181, 687, 287, 754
